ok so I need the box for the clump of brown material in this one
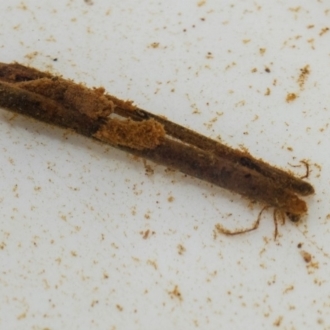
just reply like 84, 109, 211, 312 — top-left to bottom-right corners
106, 94, 137, 111
298, 65, 310, 89
17, 78, 114, 119
95, 118, 165, 150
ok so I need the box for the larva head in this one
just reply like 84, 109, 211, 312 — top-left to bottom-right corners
286, 213, 301, 223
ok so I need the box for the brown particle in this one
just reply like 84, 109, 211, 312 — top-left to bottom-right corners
203, 116, 218, 129
259, 48, 266, 55
289, 6, 301, 12
300, 250, 312, 263
17, 313, 27, 320
168, 285, 182, 301
24, 51, 39, 60
91, 300, 98, 307
206, 52, 213, 59
273, 316, 283, 327
177, 244, 186, 255
319, 27, 329, 36
307, 261, 319, 273
283, 285, 294, 294
297, 65, 310, 89
143, 160, 154, 176
116, 304, 123, 311
150, 42, 160, 49
225, 62, 236, 70
264, 88, 271, 96
147, 259, 158, 270
235, 100, 246, 107
167, 195, 174, 202
286, 93, 297, 103
131, 206, 136, 216
307, 38, 315, 49
142, 229, 150, 239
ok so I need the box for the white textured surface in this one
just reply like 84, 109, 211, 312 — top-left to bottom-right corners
0, 1, 329, 329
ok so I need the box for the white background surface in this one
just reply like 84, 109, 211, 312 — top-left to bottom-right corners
0, 1, 330, 329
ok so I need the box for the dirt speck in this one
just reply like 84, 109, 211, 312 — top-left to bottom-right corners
273, 316, 283, 327
168, 285, 182, 301
286, 93, 297, 103
283, 285, 294, 294
300, 250, 312, 263
206, 51, 213, 59
17, 313, 27, 320
297, 65, 310, 89
116, 304, 123, 311
150, 42, 160, 49
147, 259, 158, 270
142, 229, 150, 239
143, 160, 154, 176
319, 27, 329, 36
197, 0, 206, 6
177, 244, 186, 255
